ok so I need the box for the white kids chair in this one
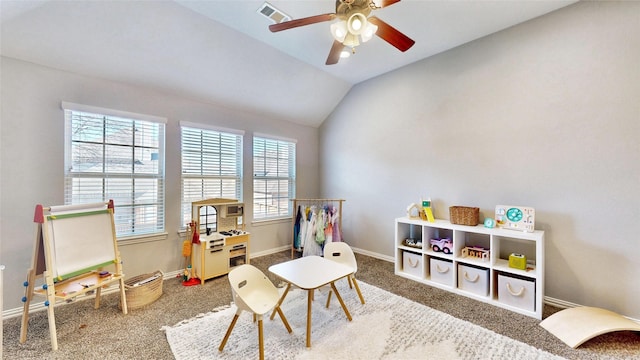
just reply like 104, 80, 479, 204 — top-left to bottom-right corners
218, 264, 292, 360
323, 241, 365, 307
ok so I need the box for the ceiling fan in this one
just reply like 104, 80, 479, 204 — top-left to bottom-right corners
269, 0, 415, 65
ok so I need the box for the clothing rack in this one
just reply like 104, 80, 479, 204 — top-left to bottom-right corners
290, 198, 345, 258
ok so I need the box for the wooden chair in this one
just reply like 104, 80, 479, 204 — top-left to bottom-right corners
323, 242, 365, 307
219, 264, 292, 360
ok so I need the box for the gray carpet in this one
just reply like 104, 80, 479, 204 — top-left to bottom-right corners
3, 250, 639, 359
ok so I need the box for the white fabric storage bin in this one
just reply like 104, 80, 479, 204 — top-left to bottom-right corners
498, 274, 535, 312
402, 251, 423, 278
457, 264, 489, 297
430, 258, 453, 287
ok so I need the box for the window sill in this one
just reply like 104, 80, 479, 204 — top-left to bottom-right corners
117, 232, 168, 246
251, 217, 292, 226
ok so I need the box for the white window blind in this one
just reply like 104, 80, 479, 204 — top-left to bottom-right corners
180, 124, 243, 228
63, 104, 166, 238
253, 135, 296, 220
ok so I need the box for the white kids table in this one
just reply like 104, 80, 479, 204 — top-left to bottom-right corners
268, 255, 354, 347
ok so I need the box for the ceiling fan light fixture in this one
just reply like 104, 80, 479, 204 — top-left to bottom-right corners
268, 0, 413, 65
347, 12, 368, 35
343, 32, 360, 47
360, 22, 378, 43
339, 49, 351, 58
330, 21, 348, 42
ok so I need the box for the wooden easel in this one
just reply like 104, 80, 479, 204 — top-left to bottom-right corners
19, 200, 128, 351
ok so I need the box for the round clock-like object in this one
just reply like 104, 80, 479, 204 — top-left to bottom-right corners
506, 207, 523, 222
484, 218, 495, 228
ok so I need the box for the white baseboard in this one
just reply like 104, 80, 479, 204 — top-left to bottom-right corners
352, 246, 394, 262
544, 296, 580, 310
250, 245, 291, 258
543, 296, 640, 324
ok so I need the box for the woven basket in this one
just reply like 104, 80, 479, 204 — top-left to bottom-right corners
449, 206, 480, 226
121, 270, 163, 310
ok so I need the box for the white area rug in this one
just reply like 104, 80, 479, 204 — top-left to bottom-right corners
163, 280, 564, 360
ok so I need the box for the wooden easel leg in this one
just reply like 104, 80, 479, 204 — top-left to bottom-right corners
94, 286, 102, 309
47, 300, 58, 351
19, 268, 36, 344
119, 277, 128, 315
21, 222, 44, 345
43, 271, 58, 351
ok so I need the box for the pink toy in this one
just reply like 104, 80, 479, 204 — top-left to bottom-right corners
430, 238, 452, 254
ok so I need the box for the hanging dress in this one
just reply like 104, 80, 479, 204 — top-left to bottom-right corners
293, 205, 302, 250
298, 216, 307, 251
315, 209, 325, 246
332, 209, 343, 243
324, 217, 333, 243
303, 208, 322, 257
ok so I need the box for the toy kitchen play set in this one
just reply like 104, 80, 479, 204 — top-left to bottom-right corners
188, 198, 249, 284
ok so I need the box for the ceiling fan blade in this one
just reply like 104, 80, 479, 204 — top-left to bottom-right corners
378, 0, 402, 8
326, 40, 345, 65
269, 13, 336, 32
368, 16, 415, 52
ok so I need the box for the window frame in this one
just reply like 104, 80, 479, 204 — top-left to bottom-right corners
252, 134, 296, 221
180, 121, 244, 230
62, 102, 167, 241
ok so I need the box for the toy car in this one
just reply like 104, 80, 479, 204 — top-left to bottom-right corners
404, 238, 423, 248
430, 238, 452, 254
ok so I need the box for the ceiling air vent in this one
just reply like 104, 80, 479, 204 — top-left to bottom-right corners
257, 2, 291, 24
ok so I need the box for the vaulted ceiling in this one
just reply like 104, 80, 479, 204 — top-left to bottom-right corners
0, 0, 577, 127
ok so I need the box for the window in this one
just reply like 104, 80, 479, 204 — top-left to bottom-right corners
253, 135, 296, 220
180, 122, 243, 229
63, 102, 166, 239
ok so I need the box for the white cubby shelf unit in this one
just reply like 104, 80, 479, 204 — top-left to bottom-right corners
395, 217, 545, 319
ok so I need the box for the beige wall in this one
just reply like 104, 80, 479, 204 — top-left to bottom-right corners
0, 57, 320, 311
320, 1, 640, 319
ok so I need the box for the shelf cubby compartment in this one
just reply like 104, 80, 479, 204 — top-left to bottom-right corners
429, 256, 454, 288
424, 226, 454, 258
457, 263, 490, 298
396, 221, 424, 250
454, 230, 491, 267
400, 250, 424, 279
492, 235, 538, 277
495, 271, 537, 313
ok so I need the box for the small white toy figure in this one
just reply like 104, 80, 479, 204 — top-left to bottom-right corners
406, 203, 421, 219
